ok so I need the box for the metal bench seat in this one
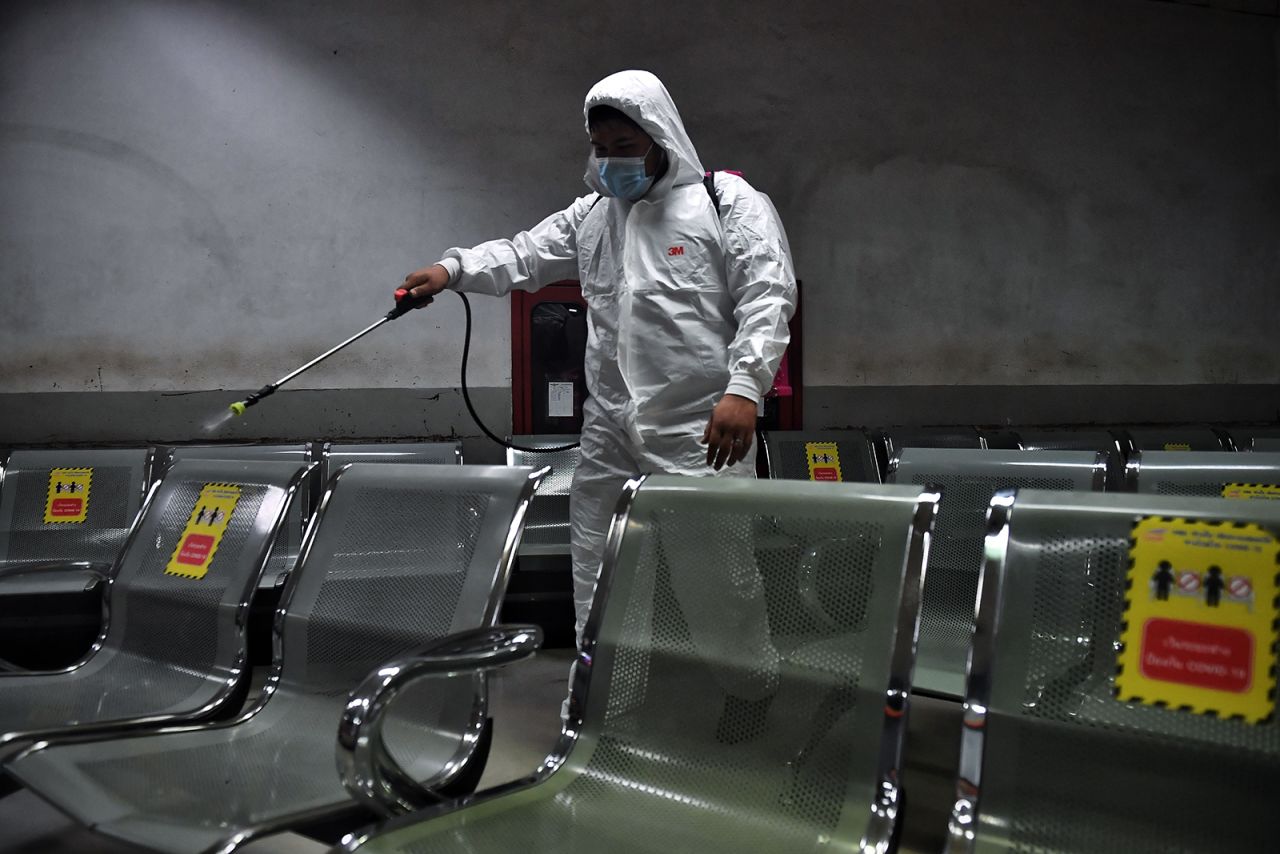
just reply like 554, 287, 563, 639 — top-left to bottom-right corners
321, 442, 463, 486
1126, 449, 1280, 496
879, 426, 985, 455
760, 429, 881, 483
5, 463, 546, 853
164, 444, 315, 589
0, 447, 154, 596
339, 477, 939, 853
1121, 426, 1230, 452
949, 490, 1280, 853
1008, 427, 1128, 489
0, 459, 310, 747
507, 436, 579, 556
1230, 426, 1280, 452
1222, 426, 1280, 452
887, 448, 1106, 697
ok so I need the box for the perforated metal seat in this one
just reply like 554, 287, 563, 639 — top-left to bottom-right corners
879, 426, 984, 456
163, 443, 314, 472
761, 430, 881, 483
321, 442, 463, 486
0, 448, 154, 595
948, 490, 1280, 853
888, 448, 1106, 697
340, 476, 939, 854
1122, 426, 1230, 452
507, 435, 580, 556
166, 443, 315, 587
1229, 428, 1280, 452
1010, 428, 1128, 490
5, 463, 545, 853
0, 459, 309, 746
1126, 449, 1280, 497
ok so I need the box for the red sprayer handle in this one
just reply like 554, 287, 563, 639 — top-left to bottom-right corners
387, 288, 434, 319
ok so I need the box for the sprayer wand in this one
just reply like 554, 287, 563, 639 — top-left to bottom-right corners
228, 289, 432, 416
222, 287, 579, 453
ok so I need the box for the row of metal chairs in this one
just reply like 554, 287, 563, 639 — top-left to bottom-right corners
14, 436, 1268, 684
889, 446, 1280, 697
502, 428, 1280, 516
3, 459, 1274, 851
1, 458, 545, 851
0, 438, 578, 665
234, 430, 1277, 567
0, 442, 463, 597
762, 425, 1280, 487
507, 436, 1280, 698
336, 479, 1278, 853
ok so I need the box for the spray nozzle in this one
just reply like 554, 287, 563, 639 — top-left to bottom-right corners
227, 384, 276, 417
218, 290, 436, 425
388, 288, 434, 319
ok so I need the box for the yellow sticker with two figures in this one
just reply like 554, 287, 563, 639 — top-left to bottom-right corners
1223, 484, 1280, 501
44, 467, 92, 524
165, 483, 241, 580
805, 442, 843, 482
1116, 517, 1280, 723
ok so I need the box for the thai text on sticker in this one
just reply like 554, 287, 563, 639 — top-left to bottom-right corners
1222, 484, 1280, 501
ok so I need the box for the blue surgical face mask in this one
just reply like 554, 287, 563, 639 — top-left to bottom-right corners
597, 144, 655, 201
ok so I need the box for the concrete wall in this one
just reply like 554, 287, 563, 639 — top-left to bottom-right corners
2, 0, 1277, 447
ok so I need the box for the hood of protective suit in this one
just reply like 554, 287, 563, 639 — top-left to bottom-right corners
582, 70, 705, 198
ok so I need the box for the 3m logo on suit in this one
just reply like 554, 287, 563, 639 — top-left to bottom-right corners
667, 246, 685, 256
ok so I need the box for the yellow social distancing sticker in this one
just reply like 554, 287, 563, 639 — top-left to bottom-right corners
44, 467, 92, 524
165, 483, 242, 580
1116, 517, 1280, 723
805, 442, 842, 482
1222, 484, 1280, 501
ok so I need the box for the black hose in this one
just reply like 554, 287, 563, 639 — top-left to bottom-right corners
455, 291, 580, 454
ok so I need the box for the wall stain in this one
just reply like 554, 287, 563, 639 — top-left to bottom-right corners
0, 122, 239, 275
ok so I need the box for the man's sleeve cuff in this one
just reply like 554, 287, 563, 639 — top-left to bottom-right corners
437, 257, 461, 285
724, 375, 763, 406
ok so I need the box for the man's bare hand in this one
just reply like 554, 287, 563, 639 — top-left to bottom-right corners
701, 394, 757, 471
402, 264, 451, 301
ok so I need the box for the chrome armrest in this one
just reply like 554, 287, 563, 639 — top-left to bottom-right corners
337, 624, 543, 816
0, 560, 112, 590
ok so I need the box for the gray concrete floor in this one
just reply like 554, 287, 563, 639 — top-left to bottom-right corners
0, 652, 957, 853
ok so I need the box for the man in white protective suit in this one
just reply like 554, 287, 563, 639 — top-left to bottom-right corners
401, 70, 796, 708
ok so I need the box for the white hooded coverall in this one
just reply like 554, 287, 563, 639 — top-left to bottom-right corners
438, 71, 796, 698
